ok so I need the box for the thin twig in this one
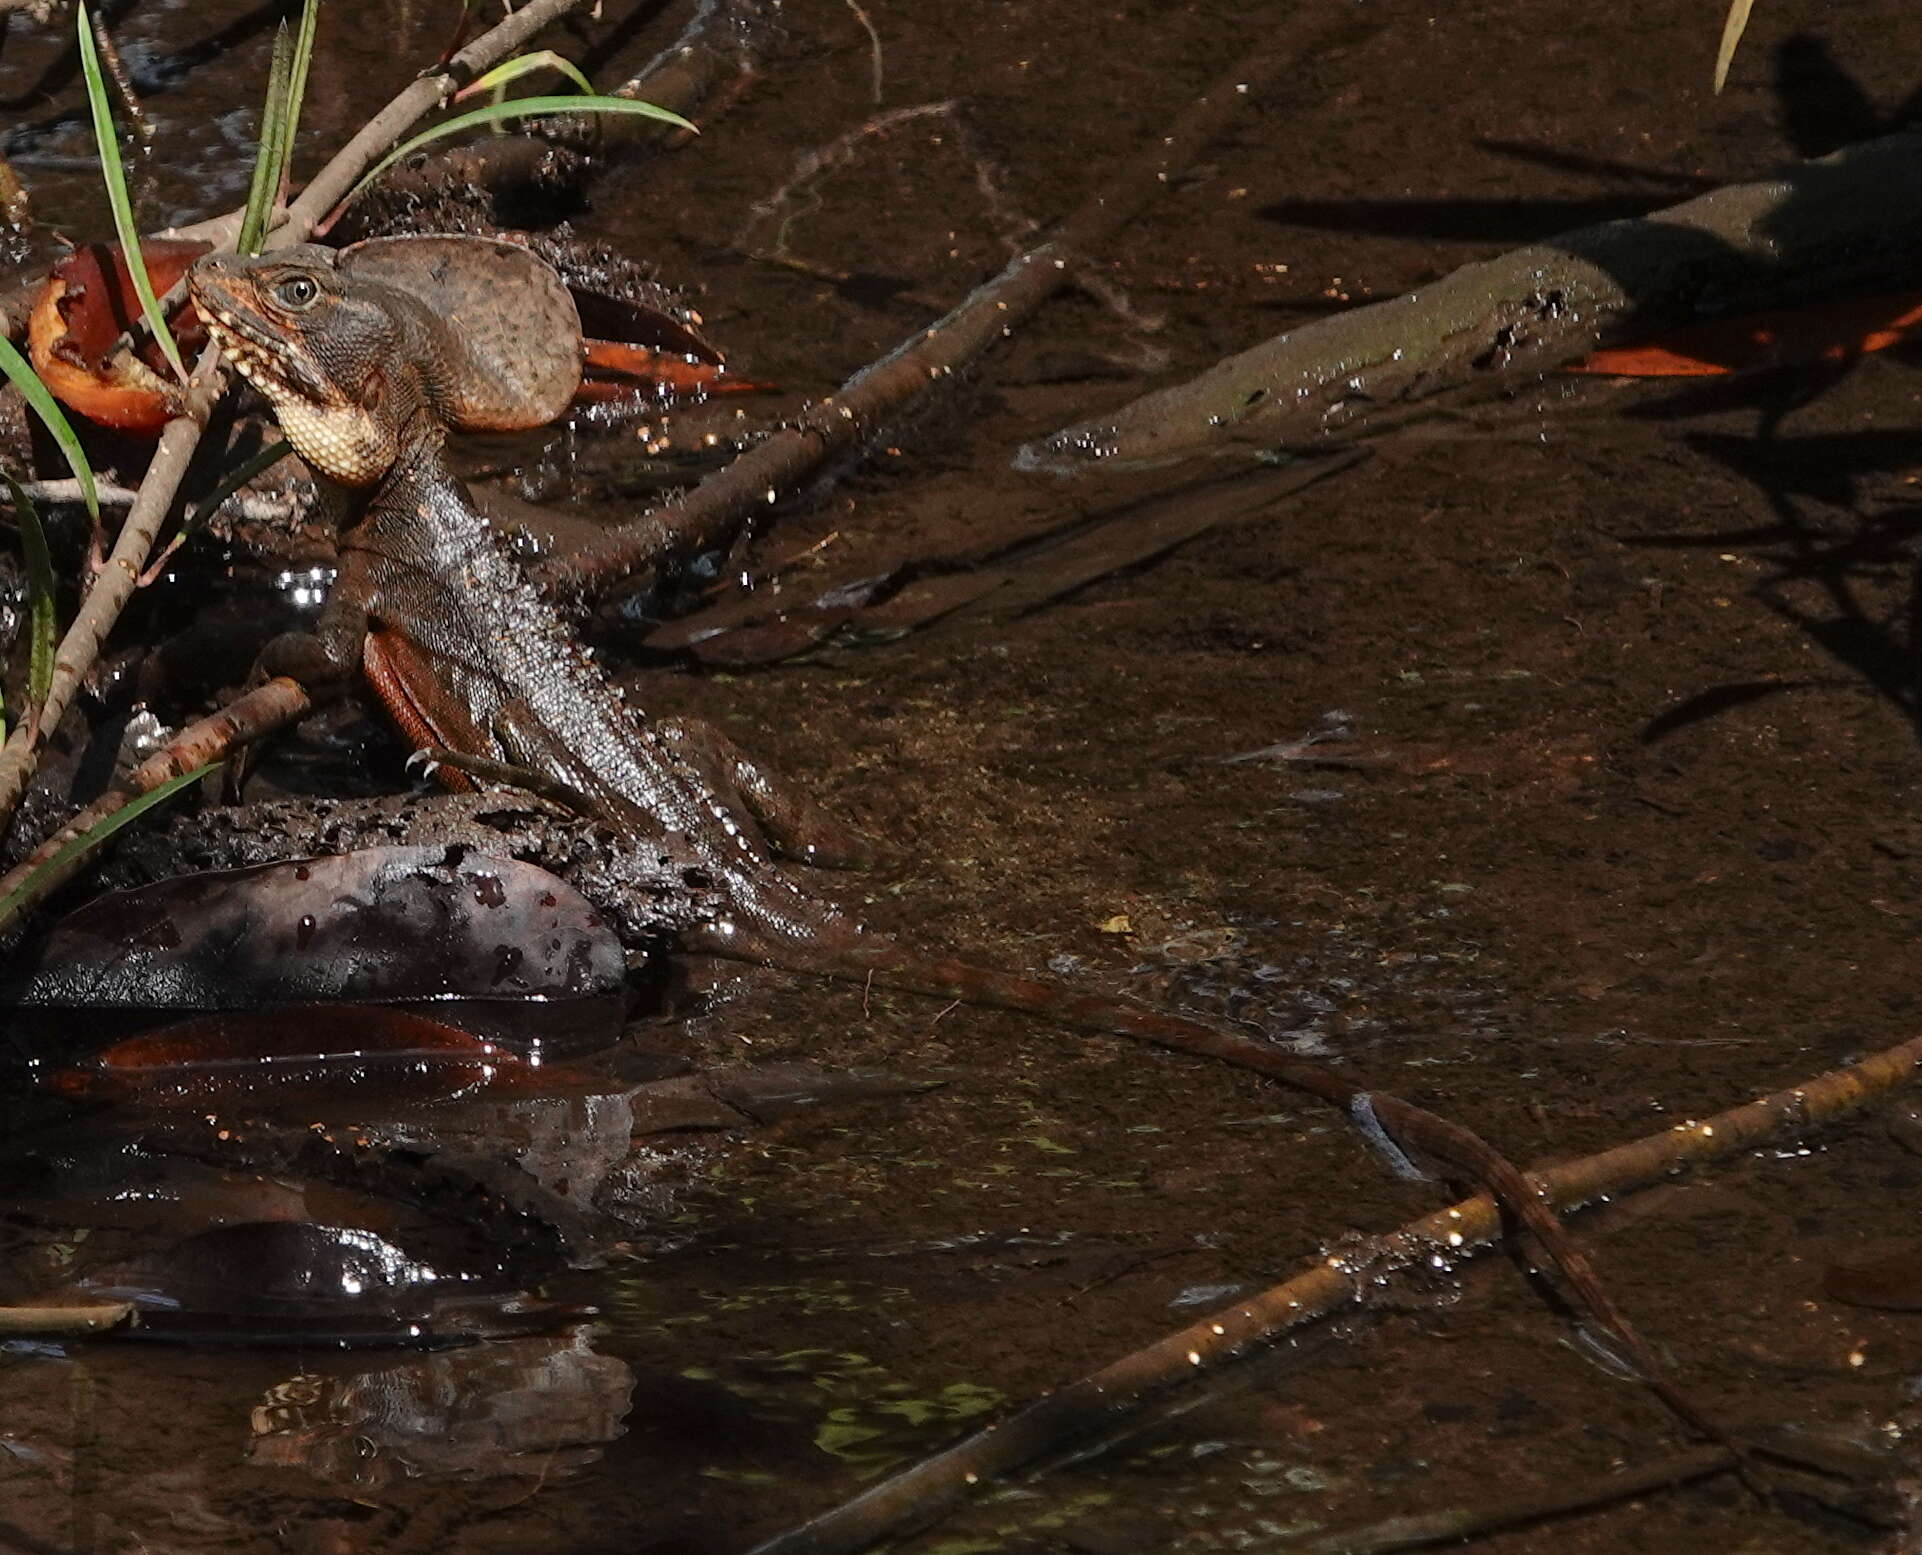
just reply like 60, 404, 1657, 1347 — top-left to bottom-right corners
0, 676, 310, 923
90, 11, 152, 143
734, 101, 958, 257
743, 1028, 1922, 1555
16, 476, 139, 506
16, 475, 298, 527
532, 6, 1382, 601
0, 345, 222, 825
795, 941, 1726, 1454
1300, 1446, 1739, 1555
841, 0, 882, 104
161, 0, 593, 253
410, 745, 601, 815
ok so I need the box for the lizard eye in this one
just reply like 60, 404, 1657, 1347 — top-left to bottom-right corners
274, 275, 320, 310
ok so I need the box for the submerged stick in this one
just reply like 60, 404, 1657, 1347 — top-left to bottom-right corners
531, 6, 1382, 600
745, 1026, 1922, 1555
1019, 128, 1922, 474
0, 676, 310, 925
779, 940, 1722, 1447
1300, 1446, 1739, 1555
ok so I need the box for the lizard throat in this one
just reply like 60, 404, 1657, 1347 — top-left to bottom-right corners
200, 310, 393, 487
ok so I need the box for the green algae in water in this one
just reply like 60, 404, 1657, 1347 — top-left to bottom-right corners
601, 1275, 913, 1339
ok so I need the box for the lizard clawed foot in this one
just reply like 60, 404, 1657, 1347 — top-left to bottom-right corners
410, 745, 600, 815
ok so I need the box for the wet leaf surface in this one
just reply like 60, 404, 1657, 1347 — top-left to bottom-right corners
0, 845, 627, 1057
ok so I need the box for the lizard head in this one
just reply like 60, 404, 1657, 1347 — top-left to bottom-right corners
189, 246, 423, 486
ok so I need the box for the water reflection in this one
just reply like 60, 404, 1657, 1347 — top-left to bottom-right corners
248, 1332, 634, 1489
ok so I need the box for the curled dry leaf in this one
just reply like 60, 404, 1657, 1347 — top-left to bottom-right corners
27, 240, 210, 434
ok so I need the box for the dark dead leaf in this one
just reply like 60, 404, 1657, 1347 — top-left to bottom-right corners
1, 846, 627, 1057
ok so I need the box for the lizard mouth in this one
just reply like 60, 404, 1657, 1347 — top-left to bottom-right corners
191, 288, 337, 409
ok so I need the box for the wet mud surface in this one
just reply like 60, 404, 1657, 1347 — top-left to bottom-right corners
9, 0, 1922, 1551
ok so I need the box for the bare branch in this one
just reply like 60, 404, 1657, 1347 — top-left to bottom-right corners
533, 5, 1384, 600
745, 1026, 1922, 1554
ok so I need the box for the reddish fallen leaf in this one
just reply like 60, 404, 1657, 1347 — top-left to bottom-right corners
51, 1005, 566, 1108
1562, 290, 1922, 378
28, 240, 210, 433
579, 336, 772, 400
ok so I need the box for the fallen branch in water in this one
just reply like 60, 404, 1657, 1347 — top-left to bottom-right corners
0, 0, 596, 836
742, 1026, 1922, 1555
1019, 128, 1922, 473
15, 475, 298, 525
530, 5, 1383, 601
1303, 1421, 1903, 1553
0, 676, 311, 930
1298, 1445, 1740, 1555
799, 940, 1727, 1451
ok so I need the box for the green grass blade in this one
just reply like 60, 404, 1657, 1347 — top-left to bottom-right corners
463, 50, 594, 98
76, 3, 187, 381
186, 437, 291, 533
237, 20, 295, 256
3, 475, 57, 709
0, 335, 98, 521
278, 0, 320, 187
1712, 0, 1756, 93
346, 95, 696, 206
0, 762, 215, 931
142, 436, 295, 579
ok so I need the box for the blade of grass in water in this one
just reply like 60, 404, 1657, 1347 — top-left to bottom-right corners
0, 335, 98, 521
236, 21, 295, 257
458, 49, 595, 101
236, 0, 317, 256
344, 95, 696, 207
143, 436, 294, 578
187, 438, 293, 532
2, 475, 57, 714
0, 762, 214, 931
76, 2, 187, 382
465, 51, 595, 132
281, 0, 320, 180
1713, 0, 1756, 93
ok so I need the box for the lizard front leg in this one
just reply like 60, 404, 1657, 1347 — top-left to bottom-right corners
249, 484, 374, 697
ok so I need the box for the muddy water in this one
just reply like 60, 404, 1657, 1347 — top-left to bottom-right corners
8, 0, 1922, 1550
